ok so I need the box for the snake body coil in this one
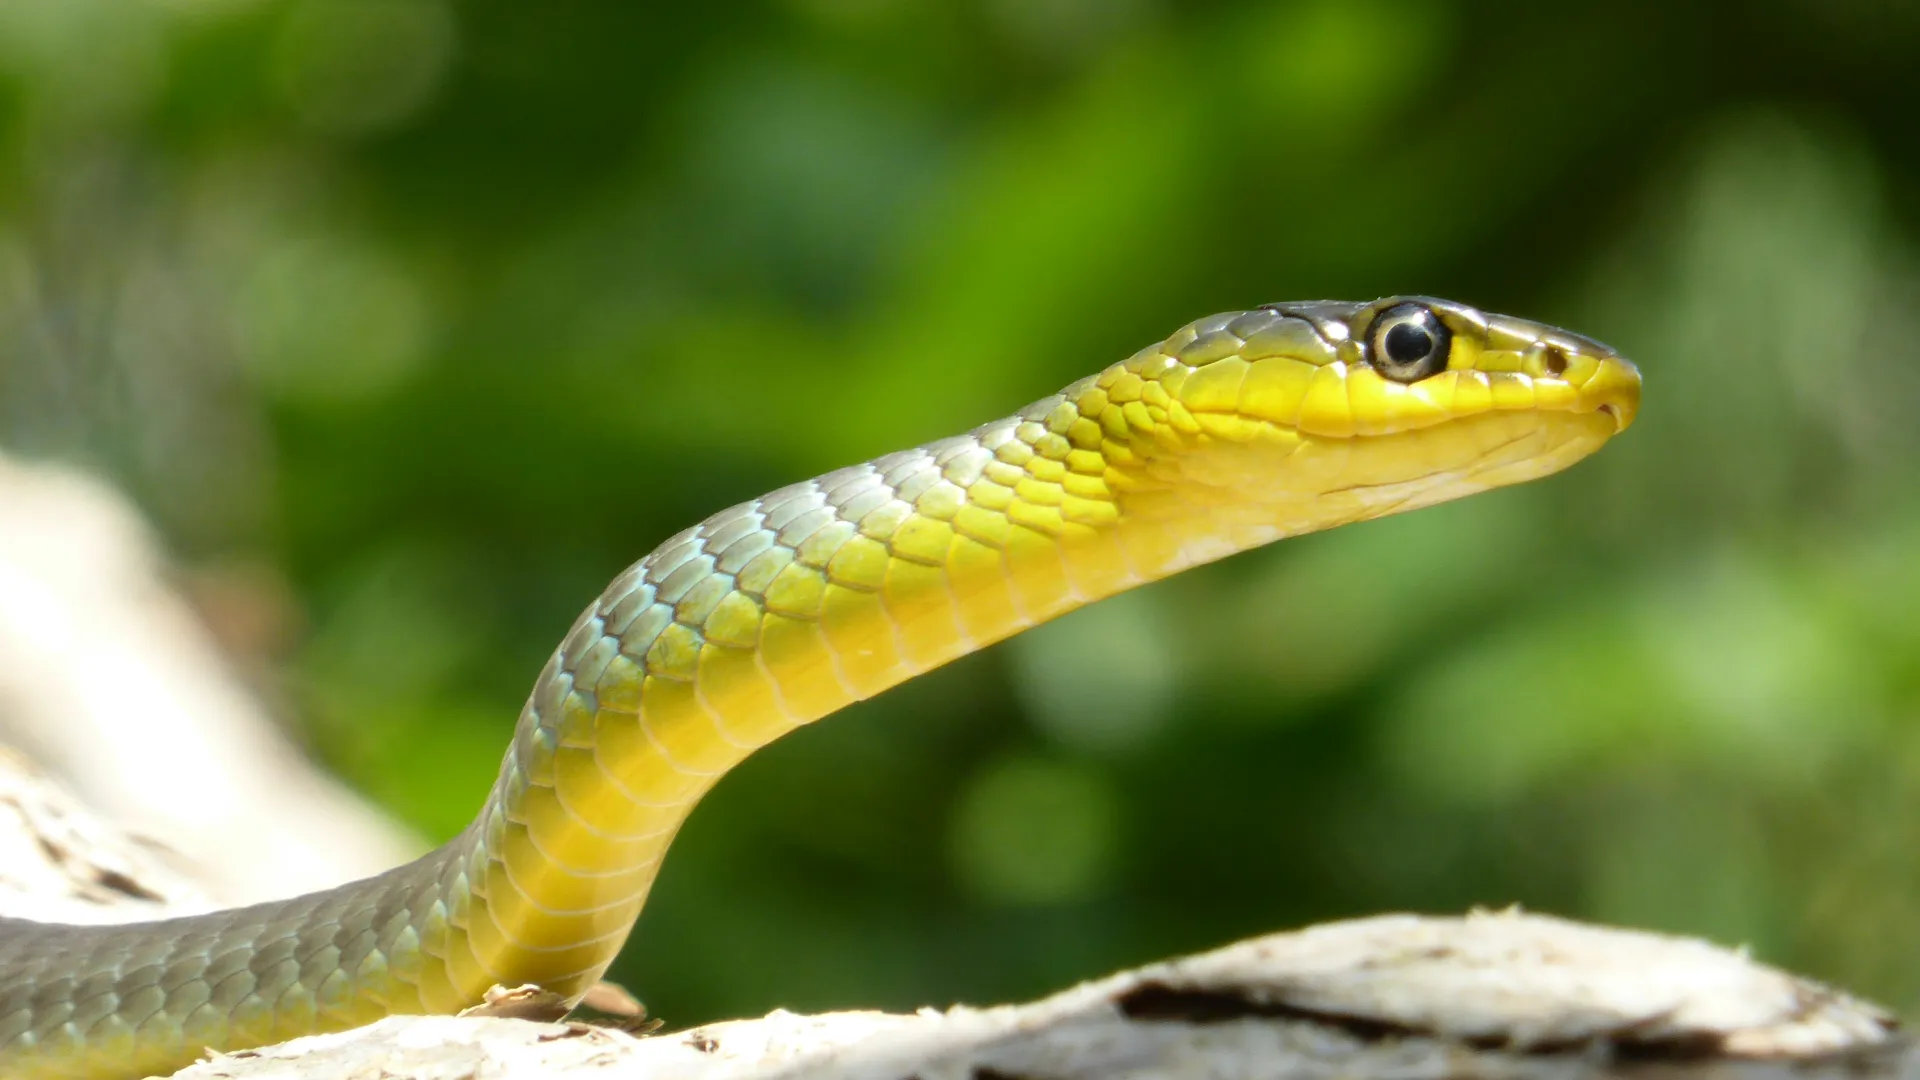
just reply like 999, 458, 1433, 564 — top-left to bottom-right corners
0, 297, 1639, 1079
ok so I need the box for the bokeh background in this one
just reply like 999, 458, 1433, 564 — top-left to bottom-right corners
6, 0, 1920, 1025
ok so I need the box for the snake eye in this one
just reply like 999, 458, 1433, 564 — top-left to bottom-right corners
1366, 303, 1452, 383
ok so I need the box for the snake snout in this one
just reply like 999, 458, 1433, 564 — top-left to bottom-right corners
1581, 354, 1641, 433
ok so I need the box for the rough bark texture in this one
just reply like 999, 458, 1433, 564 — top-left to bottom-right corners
153, 909, 1918, 1080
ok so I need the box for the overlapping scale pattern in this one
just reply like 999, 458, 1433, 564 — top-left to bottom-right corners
0, 335, 1178, 1079
0, 299, 1639, 1080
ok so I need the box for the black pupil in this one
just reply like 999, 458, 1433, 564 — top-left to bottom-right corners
1383, 320, 1435, 365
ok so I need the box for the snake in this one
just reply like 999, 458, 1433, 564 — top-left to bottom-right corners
0, 297, 1638, 1079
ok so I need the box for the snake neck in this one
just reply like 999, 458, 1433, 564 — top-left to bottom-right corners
273, 352, 1457, 1012
424, 381, 1258, 1007
0, 299, 1640, 1080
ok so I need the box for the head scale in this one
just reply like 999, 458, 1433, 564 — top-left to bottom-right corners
1061, 296, 1640, 553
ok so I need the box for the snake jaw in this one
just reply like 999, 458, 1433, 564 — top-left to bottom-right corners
1082, 298, 1642, 551
0, 296, 1640, 1080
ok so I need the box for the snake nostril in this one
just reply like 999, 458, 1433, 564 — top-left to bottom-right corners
1543, 347, 1569, 377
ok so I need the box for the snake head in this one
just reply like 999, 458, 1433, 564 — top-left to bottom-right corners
1067, 296, 1640, 555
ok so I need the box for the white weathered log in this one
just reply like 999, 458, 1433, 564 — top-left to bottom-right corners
165, 910, 1905, 1080
0, 745, 212, 923
0, 453, 419, 904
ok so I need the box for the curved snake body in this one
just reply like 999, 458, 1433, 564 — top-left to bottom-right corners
0, 297, 1640, 1079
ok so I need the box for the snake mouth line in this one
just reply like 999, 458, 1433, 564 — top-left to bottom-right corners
0, 298, 1645, 1080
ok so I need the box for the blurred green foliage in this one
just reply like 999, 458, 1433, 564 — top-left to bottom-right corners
6, 0, 1920, 1026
